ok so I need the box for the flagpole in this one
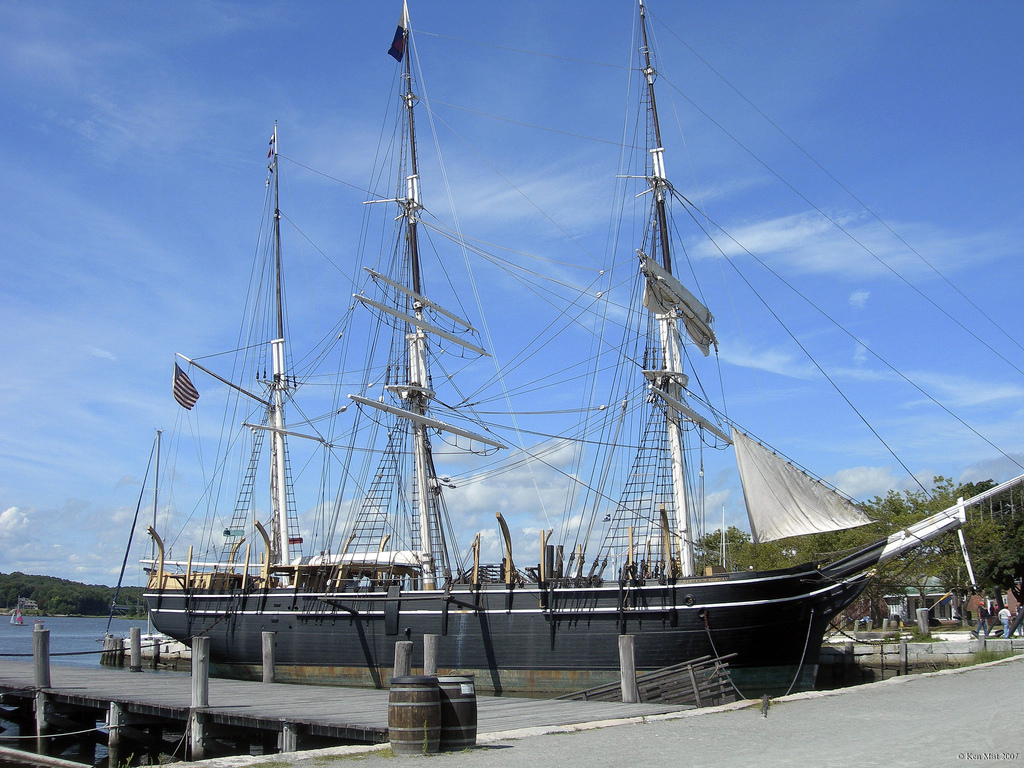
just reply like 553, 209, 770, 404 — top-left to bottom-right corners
175, 353, 272, 407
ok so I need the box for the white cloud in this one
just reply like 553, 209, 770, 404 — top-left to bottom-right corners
852, 340, 868, 366
0, 506, 31, 538
849, 289, 869, 309
827, 467, 904, 501
692, 210, 1011, 282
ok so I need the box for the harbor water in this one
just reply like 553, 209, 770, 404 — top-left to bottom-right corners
0, 616, 151, 669
0, 616, 172, 767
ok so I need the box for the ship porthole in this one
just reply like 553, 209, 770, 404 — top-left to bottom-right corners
684, 594, 694, 606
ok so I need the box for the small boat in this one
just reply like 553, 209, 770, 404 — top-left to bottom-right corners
141, 1, 1023, 697
9, 600, 24, 626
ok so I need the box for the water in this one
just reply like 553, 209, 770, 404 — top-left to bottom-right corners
0, 616, 165, 767
0, 616, 150, 668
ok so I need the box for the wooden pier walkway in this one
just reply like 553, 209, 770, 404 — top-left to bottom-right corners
0, 661, 691, 761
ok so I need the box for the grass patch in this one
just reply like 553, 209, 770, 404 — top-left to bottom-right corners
314, 746, 396, 762
971, 649, 1015, 665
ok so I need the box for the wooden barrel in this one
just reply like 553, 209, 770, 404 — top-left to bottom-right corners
388, 676, 440, 755
437, 675, 477, 750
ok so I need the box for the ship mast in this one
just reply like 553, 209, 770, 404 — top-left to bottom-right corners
639, 0, 694, 578
399, 11, 439, 589
349, 3, 505, 588
267, 122, 292, 566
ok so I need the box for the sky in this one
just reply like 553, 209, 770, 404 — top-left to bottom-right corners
2, 1, 1023, 588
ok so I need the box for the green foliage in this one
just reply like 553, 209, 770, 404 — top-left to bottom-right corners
0, 572, 145, 617
696, 476, 1022, 617
970, 494, 1024, 602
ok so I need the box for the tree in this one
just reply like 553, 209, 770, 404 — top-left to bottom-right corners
699, 476, 1011, 622
970, 484, 1024, 605
0, 573, 146, 617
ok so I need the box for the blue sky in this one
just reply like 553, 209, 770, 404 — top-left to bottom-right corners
2, 1, 1023, 587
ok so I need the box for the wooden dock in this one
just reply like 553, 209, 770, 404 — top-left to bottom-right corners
0, 661, 691, 763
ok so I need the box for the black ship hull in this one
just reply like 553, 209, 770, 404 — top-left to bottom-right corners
145, 558, 874, 698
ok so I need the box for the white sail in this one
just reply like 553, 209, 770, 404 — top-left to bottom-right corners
733, 427, 872, 543
639, 252, 716, 356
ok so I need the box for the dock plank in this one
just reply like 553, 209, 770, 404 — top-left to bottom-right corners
0, 661, 689, 745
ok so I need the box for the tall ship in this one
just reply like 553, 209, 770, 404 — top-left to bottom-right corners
142, 1, 1020, 697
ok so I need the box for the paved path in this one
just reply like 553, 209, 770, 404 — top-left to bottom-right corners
171, 655, 1024, 768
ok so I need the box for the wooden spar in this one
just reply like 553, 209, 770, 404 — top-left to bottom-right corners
146, 526, 165, 588
174, 353, 271, 408
347, 394, 506, 449
229, 537, 245, 565
340, 531, 356, 557
496, 513, 514, 585
362, 267, 477, 331
472, 533, 481, 587
242, 543, 251, 590
660, 506, 673, 578
353, 294, 488, 356
255, 521, 272, 581
539, 528, 548, 582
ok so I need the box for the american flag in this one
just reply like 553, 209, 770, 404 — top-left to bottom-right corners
173, 363, 200, 410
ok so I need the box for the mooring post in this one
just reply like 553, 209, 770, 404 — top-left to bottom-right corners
34, 691, 49, 756
107, 702, 125, 768
130, 626, 142, 672
280, 722, 299, 752
393, 640, 413, 678
189, 710, 206, 762
423, 634, 439, 676
618, 634, 639, 704
33, 624, 51, 689
916, 607, 930, 636
900, 637, 908, 675
262, 631, 276, 684
190, 636, 210, 762
192, 636, 210, 707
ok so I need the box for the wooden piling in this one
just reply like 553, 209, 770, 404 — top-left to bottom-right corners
34, 691, 49, 756
916, 608, 930, 636
393, 640, 413, 679
280, 722, 299, 752
130, 626, 142, 672
189, 636, 210, 760
108, 701, 125, 768
101, 634, 125, 667
189, 709, 206, 761
618, 635, 639, 704
33, 624, 50, 689
192, 636, 210, 708
262, 631, 276, 683
423, 634, 439, 676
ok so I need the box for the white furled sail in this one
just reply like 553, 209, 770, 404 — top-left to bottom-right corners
639, 252, 716, 356
733, 427, 872, 543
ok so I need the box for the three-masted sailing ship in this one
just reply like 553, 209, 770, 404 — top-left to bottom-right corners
142, 1, 1021, 697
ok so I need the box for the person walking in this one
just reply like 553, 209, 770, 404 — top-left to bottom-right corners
999, 605, 1012, 638
975, 601, 990, 638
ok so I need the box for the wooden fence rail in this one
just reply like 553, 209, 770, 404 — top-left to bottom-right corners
557, 654, 737, 708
